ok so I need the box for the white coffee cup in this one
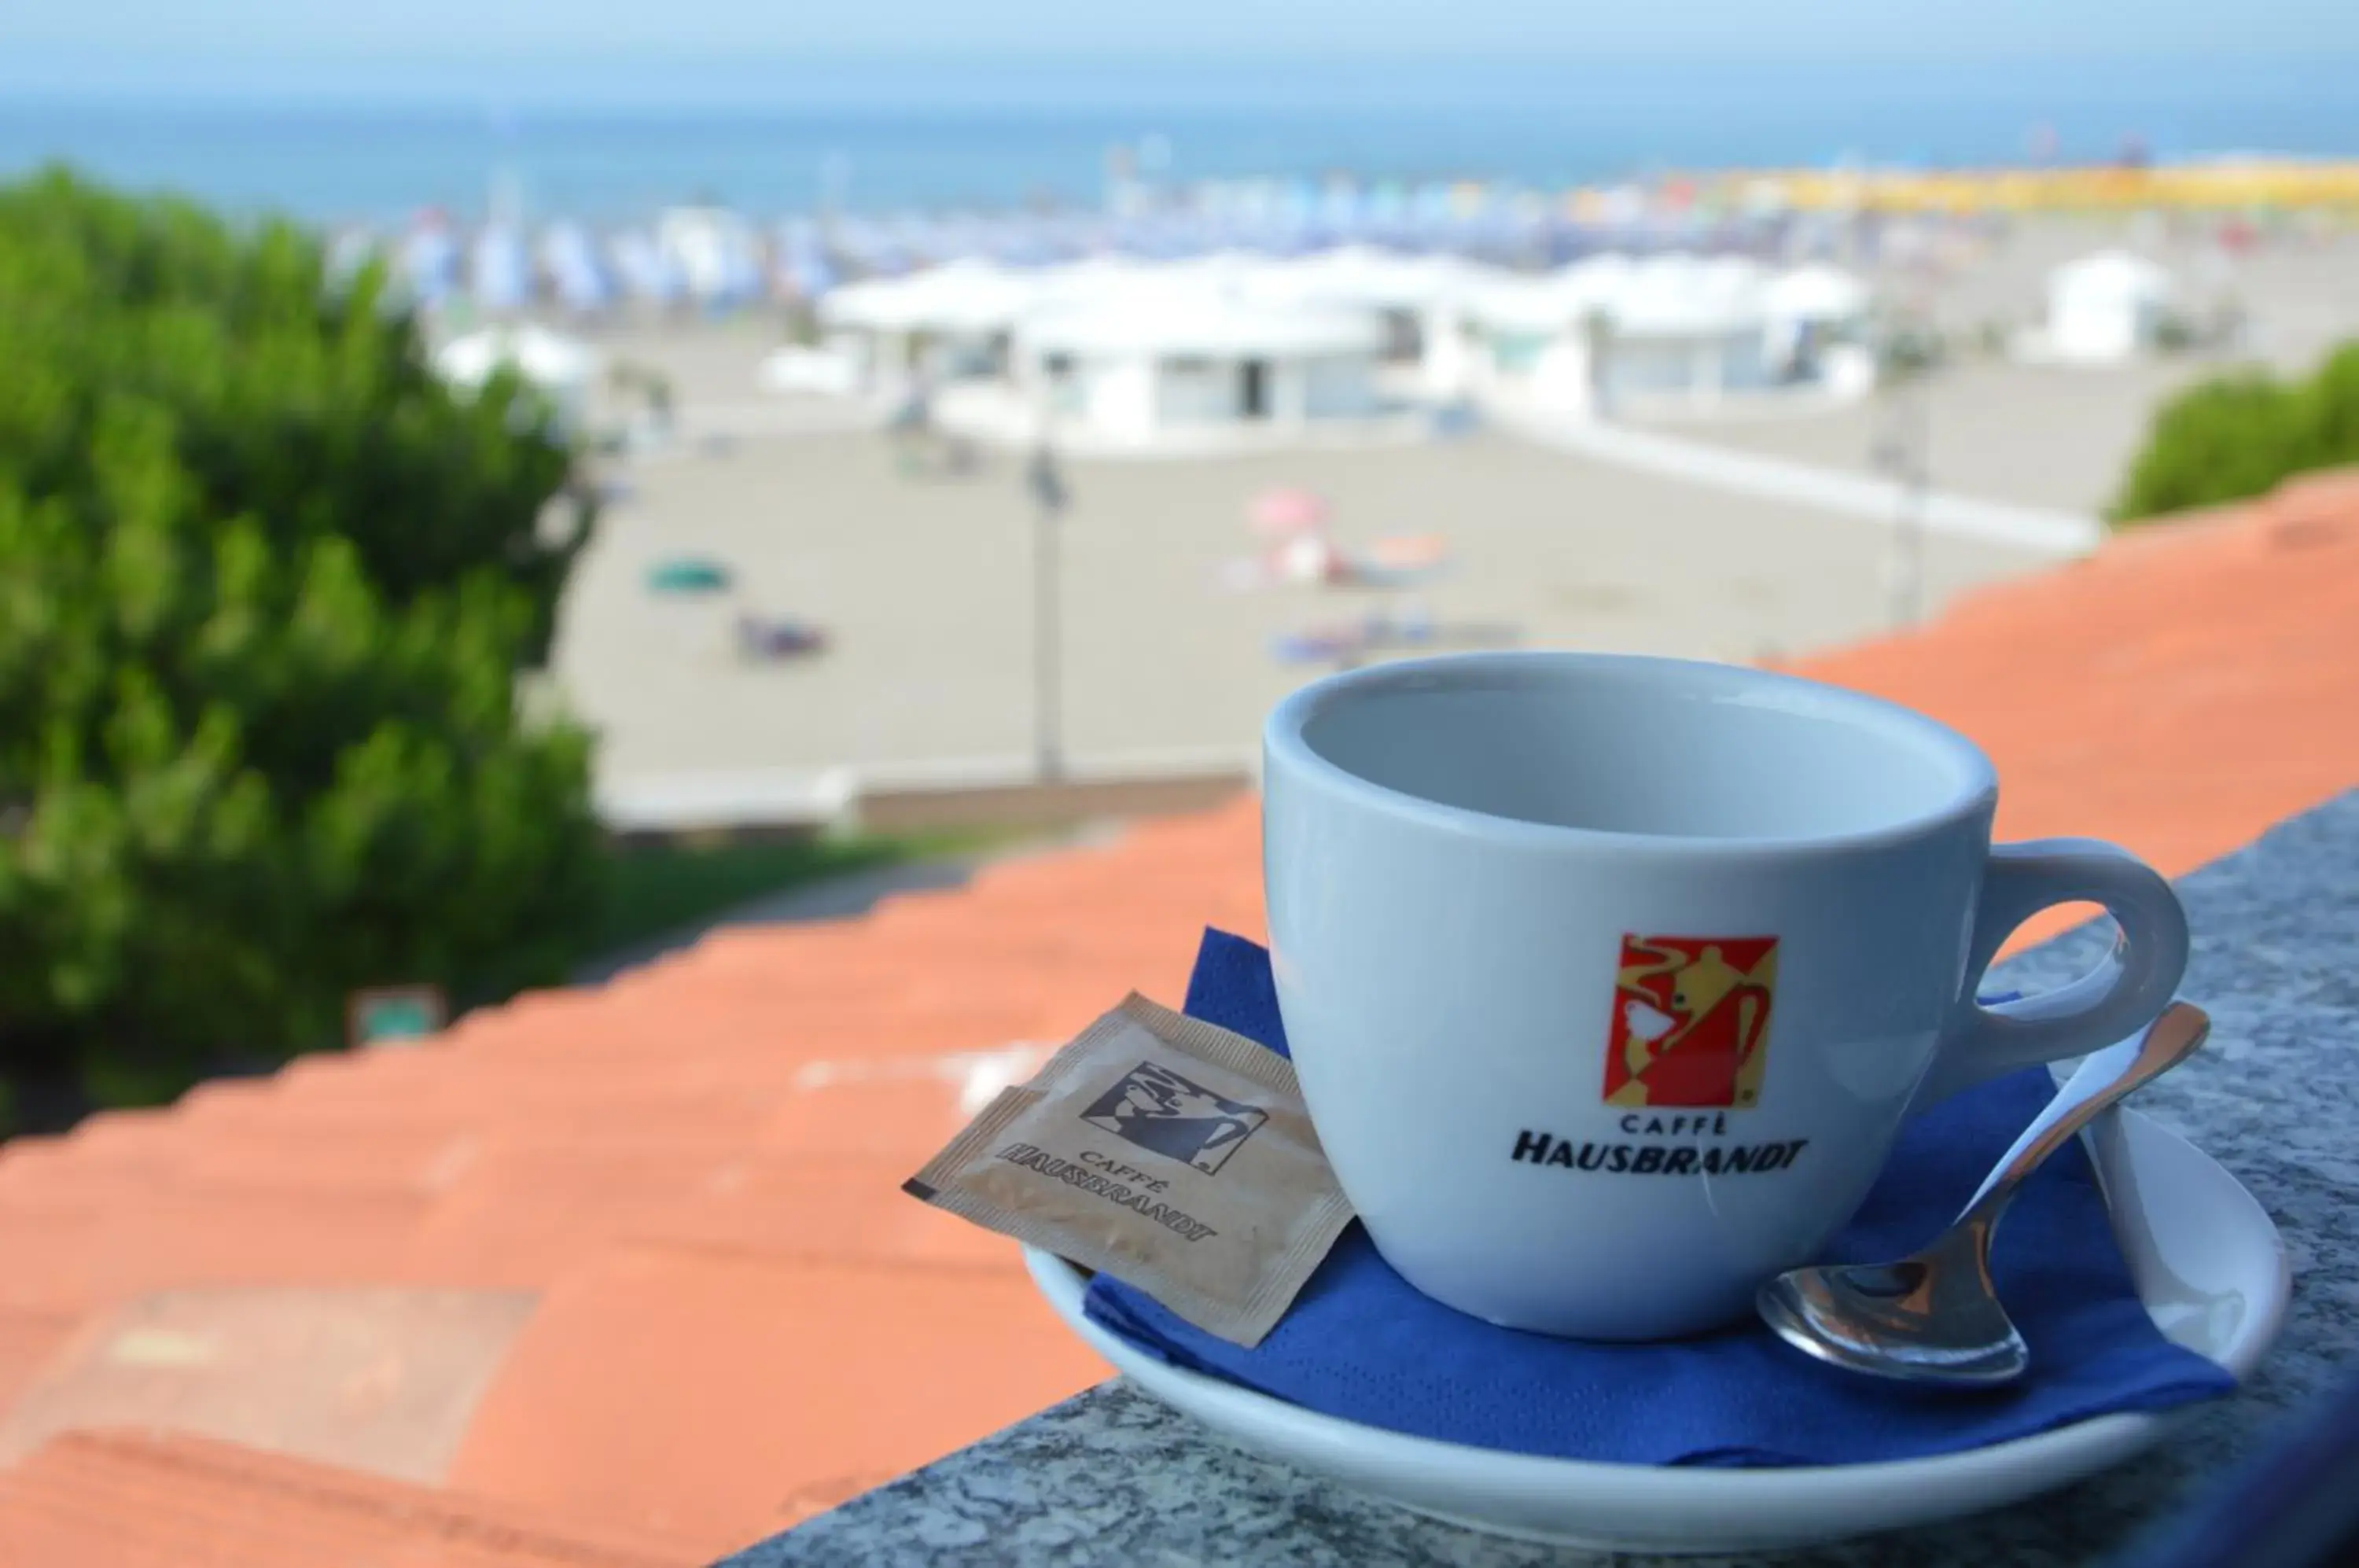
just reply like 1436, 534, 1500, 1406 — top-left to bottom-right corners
1262, 651, 2188, 1340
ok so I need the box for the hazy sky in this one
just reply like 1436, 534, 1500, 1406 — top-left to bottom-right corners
13, 0, 2359, 72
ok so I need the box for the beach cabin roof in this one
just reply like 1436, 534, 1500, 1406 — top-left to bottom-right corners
1765, 263, 1871, 322
433, 324, 599, 391
1458, 252, 1770, 337
1454, 271, 1579, 333
819, 259, 1047, 335
1612, 288, 1767, 337
1548, 253, 1638, 317
1157, 248, 1281, 286
1246, 245, 1486, 312
1031, 253, 1164, 300
1592, 254, 1767, 336
1019, 289, 1386, 359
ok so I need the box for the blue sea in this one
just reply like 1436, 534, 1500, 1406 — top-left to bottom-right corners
3, 55, 2356, 224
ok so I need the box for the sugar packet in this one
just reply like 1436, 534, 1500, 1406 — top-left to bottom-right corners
903, 992, 1353, 1347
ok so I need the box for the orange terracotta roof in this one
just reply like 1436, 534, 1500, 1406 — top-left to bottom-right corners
0, 469, 2350, 1559
1800, 466, 2359, 945
0, 1429, 685, 1566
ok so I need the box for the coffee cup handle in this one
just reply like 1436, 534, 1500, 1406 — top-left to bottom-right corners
1907, 837, 2190, 1114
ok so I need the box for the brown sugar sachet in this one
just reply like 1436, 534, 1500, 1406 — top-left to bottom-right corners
904, 992, 1354, 1347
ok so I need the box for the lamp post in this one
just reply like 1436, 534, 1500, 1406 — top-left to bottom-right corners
1883, 368, 1930, 630
1026, 437, 1070, 783
1873, 299, 1936, 631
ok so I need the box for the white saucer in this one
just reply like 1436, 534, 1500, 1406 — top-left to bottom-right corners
1022, 1106, 2288, 1555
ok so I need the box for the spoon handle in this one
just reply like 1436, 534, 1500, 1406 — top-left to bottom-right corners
1958, 1023, 2140, 1214
1956, 1002, 2209, 1228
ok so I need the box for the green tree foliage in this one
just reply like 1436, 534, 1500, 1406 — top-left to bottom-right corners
0, 169, 603, 1122
2110, 341, 2359, 524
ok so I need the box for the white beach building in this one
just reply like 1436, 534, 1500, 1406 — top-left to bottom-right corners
1013, 289, 1388, 446
816, 259, 1051, 390
1762, 263, 1871, 378
1600, 256, 1776, 404
1439, 254, 1779, 414
2041, 252, 2176, 364
1428, 266, 1595, 406
1240, 245, 1486, 362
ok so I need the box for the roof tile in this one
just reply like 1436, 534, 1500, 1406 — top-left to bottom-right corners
0, 1286, 537, 1482
405, 1140, 746, 1290
0, 1428, 690, 1566
0, 1202, 109, 1316
629, 1155, 1010, 1269
447, 1246, 1106, 1558
82, 1189, 436, 1301
0, 1310, 81, 1418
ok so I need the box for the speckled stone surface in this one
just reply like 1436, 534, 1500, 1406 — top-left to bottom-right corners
724, 791, 2359, 1568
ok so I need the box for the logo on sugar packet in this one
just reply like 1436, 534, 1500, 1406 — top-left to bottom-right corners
1080, 1061, 1269, 1175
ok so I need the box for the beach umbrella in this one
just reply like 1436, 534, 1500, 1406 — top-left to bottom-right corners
785, 253, 838, 300
607, 229, 680, 304
1249, 487, 1331, 538
1319, 183, 1362, 235
657, 208, 763, 307
541, 223, 609, 314
396, 221, 460, 307
469, 224, 532, 313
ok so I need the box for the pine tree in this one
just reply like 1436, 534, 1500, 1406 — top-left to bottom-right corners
0, 170, 604, 1129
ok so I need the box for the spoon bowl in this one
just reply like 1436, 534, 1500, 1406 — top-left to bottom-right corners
1759, 1243, 2027, 1386
1758, 1002, 2210, 1386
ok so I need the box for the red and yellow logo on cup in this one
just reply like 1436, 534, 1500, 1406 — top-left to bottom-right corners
1603, 936, 1779, 1109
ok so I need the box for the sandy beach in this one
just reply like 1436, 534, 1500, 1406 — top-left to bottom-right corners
552, 425, 2040, 801
1665, 218, 2359, 515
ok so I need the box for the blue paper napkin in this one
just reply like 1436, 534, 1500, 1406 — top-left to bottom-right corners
1083, 928, 2236, 1468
